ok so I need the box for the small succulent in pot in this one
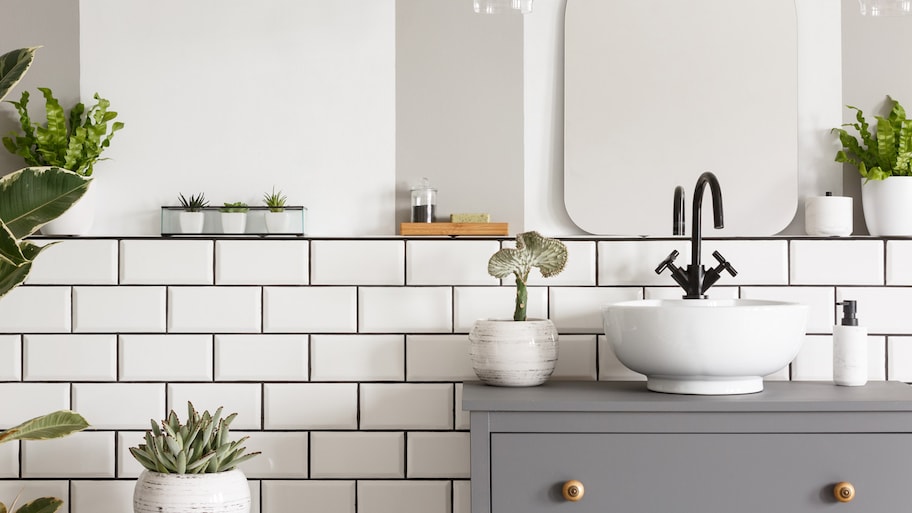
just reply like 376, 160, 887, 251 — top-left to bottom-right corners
488, 231, 568, 321
219, 201, 249, 214
262, 187, 287, 213
178, 193, 208, 212
130, 402, 260, 474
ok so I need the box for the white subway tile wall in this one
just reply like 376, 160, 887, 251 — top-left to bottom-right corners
0, 236, 908, 513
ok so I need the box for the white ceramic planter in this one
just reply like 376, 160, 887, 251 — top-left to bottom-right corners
179, 211, 205, 234
265, 211, 290, 233
860, 176, 912, 236
133, 469, 251, 513
468, 319, 558, 387
220, 212, 247, 234
41, 179, 95, 236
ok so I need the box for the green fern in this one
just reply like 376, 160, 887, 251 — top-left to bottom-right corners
833, 97, 912, 181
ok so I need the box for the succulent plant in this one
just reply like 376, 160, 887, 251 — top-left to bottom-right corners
220, 201, 249, 213
488, 231, 568, 321
262, 187, 287, 212
178, 193, 208, 212
129, 402, 260, 474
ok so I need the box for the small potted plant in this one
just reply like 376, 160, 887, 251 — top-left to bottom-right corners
833, 96, 912, 235
219, 201, 249, 234
469, 231, 568, 387
129, 403, 260, 513
262, 187, 289, 233
177, 193, 208, 234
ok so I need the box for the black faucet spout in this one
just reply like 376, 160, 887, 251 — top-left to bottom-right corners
689, 171, 724, 284
673, 186, 685, 236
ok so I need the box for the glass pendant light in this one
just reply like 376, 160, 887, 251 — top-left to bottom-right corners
473, 0, 532, 14
858, 0, 912, 15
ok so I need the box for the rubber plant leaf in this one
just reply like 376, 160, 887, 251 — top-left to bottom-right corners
0, 243, 38, 300
0, 410, 89, 444
0, 47, 38, 103
0, 221, 25, 268
0, 167, 91, 239
13, 497, 63, 513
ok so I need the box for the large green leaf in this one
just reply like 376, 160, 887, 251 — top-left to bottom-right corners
0, 410, 89, 444
0, 47, 38, 103
13, 498, 62, 513
0, 167, 91, 239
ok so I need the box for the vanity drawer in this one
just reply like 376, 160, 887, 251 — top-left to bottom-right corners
490, 433, 912, 513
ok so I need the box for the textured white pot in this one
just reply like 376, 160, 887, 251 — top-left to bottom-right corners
220, 212, 247, 234
468, 319, 558, 387
41, 179, 95, 236
265, 211, 290, 233
179, 211, 205, 234
861, 176, 912, 236
133, 469, 251, 513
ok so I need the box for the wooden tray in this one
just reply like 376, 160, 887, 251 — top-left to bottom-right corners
400, 222, 508, 236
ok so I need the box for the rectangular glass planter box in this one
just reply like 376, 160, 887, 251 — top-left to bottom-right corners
161, 206, 307, 236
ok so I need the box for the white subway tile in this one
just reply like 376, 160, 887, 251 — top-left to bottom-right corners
215, 334, 308, 381
406, 335, 474, 381
73, 383, 165, 429
0, 287, 71, 333
406, 432, 470, 478
311, 240, 404, 285
117, 431, 146, 478
71, 480, 135, 513
250, 482, 262, 513
552, 335, 597, 381
791, 335, 831, 381
455, 383, 470, 430
0, 442, 17, 478
0, 335, 21, 380
644, 286, 738, 300
0, 383, 69, 425
887, 240, 912, 285
453, 286, 548, 331
550, 287, 642, 334
888, 336, 912, 381
359, 287, 452, 333
791, 240, 884, 285
28, 239, 118, 285
311, 335, 404, 381
360, 384, 453, 430
22, 431, 114, 477
702, 240, 788, 285
74, 286, 166, 333
167, 384, 262, 429
120, 239, 214, 284
24, 334, 116, 381
264, 383, 357, 429
262, 481, 355, 513
740, 287, 835, 333
311, 432, 403, 478
598, 240, 690, 286
406, 240, 500, 285
869, 336, 887, 381
0, 482, 67, 513
527, 240, 596, 286
168, 286, 261, 333
120, 335, 213, 381
263, 286, 356, 333
239, 432, 309, 478
454, 480, 471, 513
598, 336, 646, 381
358, 481, 450, 513
216, 240, 308, 285
836, 287, 912, 334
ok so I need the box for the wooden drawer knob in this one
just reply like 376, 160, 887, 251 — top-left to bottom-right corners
562, 480, 585, 502
834, 482, 855, 503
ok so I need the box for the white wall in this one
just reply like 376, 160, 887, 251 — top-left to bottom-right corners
78, 0, 396, 236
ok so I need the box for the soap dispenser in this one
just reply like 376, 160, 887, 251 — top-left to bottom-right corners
833, 300, 867, 386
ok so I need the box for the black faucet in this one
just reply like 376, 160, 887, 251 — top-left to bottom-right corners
656, 172, 737, 299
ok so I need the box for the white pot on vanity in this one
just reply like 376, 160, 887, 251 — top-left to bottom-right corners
133, 469, 251, 513
468, 319, 558, 387
860, 176, 912, 236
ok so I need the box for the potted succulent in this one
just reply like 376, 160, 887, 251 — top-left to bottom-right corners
469, 231, 568, 386
0, 48, 93, 299
0, 410, 89, 513
219, 201, 249, 234
262, 187, 289, 233
129, 402, 260, 513
177, 193, 208, 234
2, 85, 123, 236
833, 96, 912, 235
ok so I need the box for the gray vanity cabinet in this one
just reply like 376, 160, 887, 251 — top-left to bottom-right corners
463, 381, 912, 513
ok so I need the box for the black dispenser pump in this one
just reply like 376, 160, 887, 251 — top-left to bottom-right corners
839, 300, 858, 326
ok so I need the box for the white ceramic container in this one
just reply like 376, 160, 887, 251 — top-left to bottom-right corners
265, 211, 290, 233
41, 179, 95, 236
860, 176, 912, 236
179, 211, 205, 234
133, 469, 251, 513
220, 212, 247, 234
603, 299, 808, 395
469, 319, 558, 387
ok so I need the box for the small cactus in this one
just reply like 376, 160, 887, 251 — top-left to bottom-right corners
487, 231, 568, 321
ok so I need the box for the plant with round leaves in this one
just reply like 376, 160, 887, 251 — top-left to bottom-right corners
487, 231, 568, 321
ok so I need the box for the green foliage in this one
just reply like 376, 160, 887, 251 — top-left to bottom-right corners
833, 97, 912, 181
2, 88, 124, 176
0, 47, 39, 103
178, 193, 208, 212
220, 202, 249, 213
262, 187, 287, 212
129, 402, 261, 474
1, 497, 63, 513
488, 231, 568, 321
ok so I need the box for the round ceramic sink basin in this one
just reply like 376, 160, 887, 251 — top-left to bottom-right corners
602, 299, 808, 395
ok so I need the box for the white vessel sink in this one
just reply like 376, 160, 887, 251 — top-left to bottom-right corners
602, 299, 808, 395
